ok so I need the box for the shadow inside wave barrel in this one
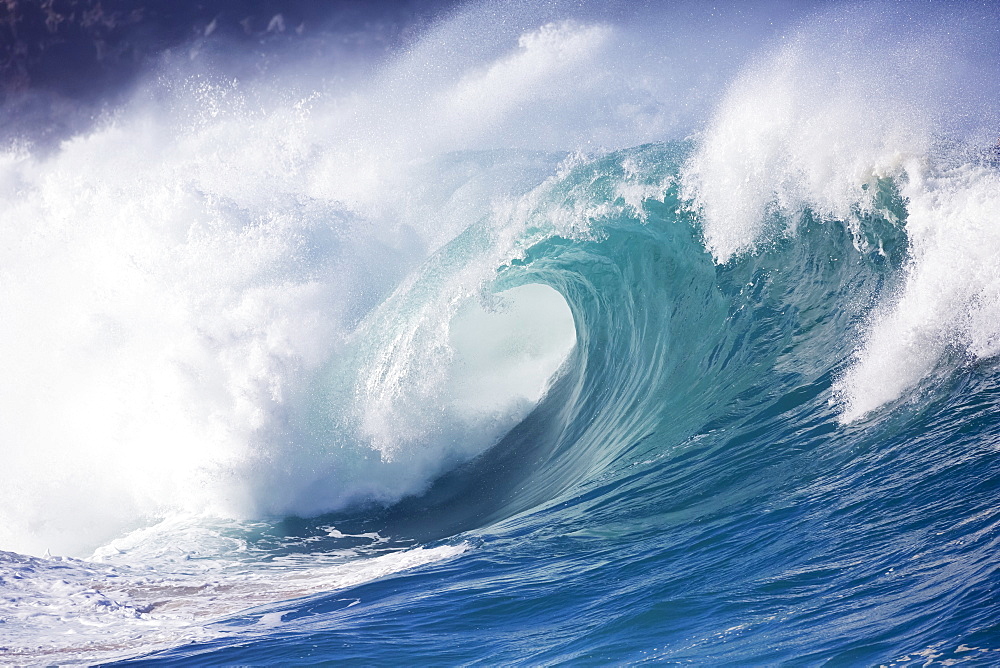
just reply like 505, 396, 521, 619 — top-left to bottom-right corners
276, 343, 586, 546
379, 347, 587, 540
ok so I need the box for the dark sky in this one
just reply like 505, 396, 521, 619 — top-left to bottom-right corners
0, 0, 460, 142
4, 0, 997, 147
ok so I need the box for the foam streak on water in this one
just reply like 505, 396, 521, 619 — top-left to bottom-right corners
0, 533, 467, 664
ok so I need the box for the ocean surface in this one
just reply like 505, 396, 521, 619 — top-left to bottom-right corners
3, 1, 1000, 664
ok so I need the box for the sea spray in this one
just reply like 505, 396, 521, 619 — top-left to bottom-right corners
682, 3, 1000, 419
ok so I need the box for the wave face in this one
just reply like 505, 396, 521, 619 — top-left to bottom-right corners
3, 1, 1000, 664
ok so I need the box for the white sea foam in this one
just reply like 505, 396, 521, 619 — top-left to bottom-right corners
0, 533, 468, 665
0, 106, 576, 556
836, 164, 1000, 421
682, 9, 949, 264
682, 4, 1000, 420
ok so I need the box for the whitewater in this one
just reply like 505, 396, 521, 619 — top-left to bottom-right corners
3, 0, 1000, 664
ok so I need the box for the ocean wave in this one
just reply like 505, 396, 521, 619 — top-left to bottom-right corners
3, 0, 1000, 663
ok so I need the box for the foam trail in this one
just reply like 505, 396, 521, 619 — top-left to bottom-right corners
0, 535, 468, 665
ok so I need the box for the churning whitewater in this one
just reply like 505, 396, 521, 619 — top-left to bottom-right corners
3, 0, 1000, 664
